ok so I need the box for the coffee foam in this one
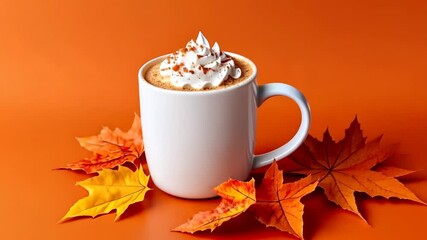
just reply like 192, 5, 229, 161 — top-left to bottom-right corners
145, 57, 253, 91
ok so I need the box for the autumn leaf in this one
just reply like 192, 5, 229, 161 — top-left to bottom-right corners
59, 114, 143, 173
287, 117, 425, 221
173, 178, 256, 233
251, 161, 318, 239
374, 165, 415, 178
61, 166, 151, 222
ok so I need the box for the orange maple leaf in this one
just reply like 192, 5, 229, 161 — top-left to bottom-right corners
59, 114, 143, 173
287, 117, 425, 221
173, 178, 256, 233
251, 161, 318, 239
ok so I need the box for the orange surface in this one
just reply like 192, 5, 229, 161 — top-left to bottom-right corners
1, 0, 427, 239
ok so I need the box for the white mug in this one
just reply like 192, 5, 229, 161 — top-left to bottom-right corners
138, 53, 311, 199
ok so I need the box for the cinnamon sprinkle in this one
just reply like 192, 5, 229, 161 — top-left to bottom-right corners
172, 65, 180, 71
202, 67, 210, 74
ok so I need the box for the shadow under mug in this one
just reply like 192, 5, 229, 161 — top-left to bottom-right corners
138, 53, 311, 199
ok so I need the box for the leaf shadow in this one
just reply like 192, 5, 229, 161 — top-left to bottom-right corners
117, 202, 148, 221
356, 191, 427, 224
59, 213, 108, 224
117, 186, 155, 221
397, 174, 427, 183
53, 168, 98, 183
190, 211, 291, 239
52, 168, 93, 176
300, 188, 342, 239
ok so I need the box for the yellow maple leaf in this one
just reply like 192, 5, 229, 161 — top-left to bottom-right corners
61, 166, 151, 222
173, 178, 256, 233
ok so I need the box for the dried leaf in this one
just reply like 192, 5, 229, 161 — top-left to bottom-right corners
252, 161, 318, 239
61, 166, 151, 222
374, 165, 415, 178
287, 117, 425, 221
173, 178, 256, 233
59, 114, 143, 173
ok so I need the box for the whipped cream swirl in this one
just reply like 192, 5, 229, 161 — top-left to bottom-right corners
159, 32, 241, 90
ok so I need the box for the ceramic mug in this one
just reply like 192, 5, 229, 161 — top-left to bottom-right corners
138, 53, 311, 199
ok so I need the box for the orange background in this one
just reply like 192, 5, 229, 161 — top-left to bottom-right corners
1, 0, 427, 239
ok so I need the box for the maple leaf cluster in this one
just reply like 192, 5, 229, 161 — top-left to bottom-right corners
57, 116, 425, 239
59, 115, 151, 222
174, 162, 317, 239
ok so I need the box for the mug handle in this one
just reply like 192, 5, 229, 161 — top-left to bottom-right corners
253, 83, 311, 168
